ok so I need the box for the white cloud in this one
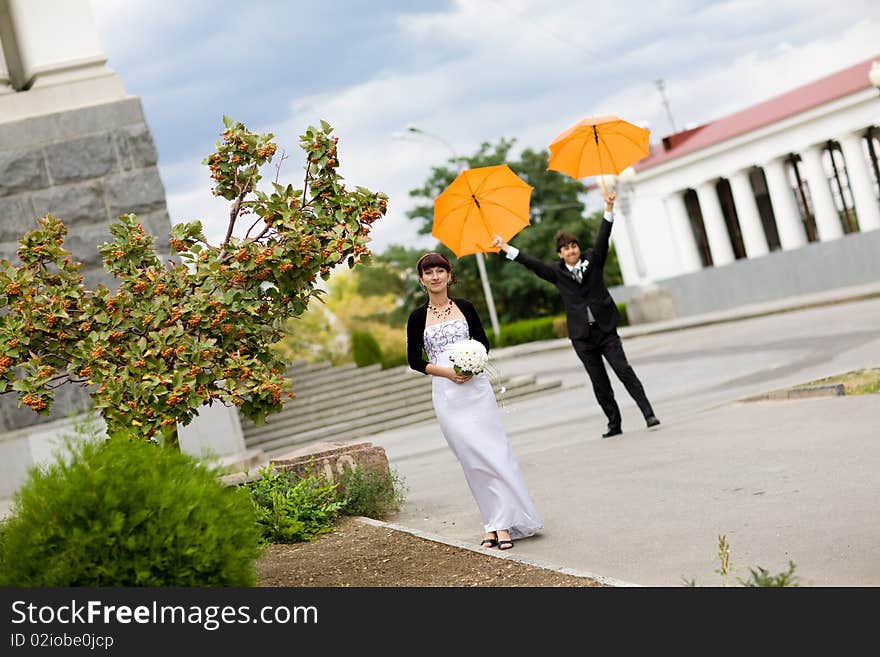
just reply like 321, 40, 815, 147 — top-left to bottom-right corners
90, 0, 880, 254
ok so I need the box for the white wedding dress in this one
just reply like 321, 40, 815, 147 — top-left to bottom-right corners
424, 318, 543, 540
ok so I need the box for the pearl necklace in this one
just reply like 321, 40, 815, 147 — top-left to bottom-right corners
428, 299, 454, 321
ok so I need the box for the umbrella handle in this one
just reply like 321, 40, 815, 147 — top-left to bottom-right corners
598, 174, 607, 196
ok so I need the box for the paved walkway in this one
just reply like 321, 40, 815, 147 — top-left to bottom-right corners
363, 280, 880, 586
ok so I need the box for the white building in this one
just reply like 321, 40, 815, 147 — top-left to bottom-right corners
613, 55, 880, 318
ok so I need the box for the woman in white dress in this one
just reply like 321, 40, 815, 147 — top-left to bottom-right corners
406, 252, 542, 550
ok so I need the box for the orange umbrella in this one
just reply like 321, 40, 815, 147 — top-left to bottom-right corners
432, 164, 533, 257
547, 114, 650, 182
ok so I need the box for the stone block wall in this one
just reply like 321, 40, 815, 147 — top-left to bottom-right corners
0, 96, 173, 431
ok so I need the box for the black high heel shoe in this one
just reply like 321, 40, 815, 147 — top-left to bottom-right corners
496, 531, 514, 550
480, 532, 498, 548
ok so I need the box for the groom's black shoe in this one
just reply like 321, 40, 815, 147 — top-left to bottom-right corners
646, 416, 661, 429
602, 426, 622, 438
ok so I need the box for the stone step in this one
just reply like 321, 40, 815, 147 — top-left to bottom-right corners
243, 368, 532, 430
243, 375, 540, 446
241, 373, 431, 431
286, 361, 375, 389
286, 360, 335, 377
260, 380, 563, 460
250, 379, 563, 458
282, 364, 409, 402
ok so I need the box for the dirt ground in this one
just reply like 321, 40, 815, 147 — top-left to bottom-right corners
256, 515, 604, 587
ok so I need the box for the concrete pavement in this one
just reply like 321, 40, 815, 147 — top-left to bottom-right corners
364, 281, 880, 586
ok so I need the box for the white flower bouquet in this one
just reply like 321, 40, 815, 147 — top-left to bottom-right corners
449, 339, 489, 376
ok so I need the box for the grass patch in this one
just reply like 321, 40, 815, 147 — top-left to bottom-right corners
804, 368, 880, 395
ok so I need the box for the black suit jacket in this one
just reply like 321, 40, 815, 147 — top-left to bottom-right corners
406, 297, 490, 374
510, 218, 620, 340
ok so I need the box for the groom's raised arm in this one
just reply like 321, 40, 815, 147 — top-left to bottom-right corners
591, 189, 617, 267
491, 234, 556, 284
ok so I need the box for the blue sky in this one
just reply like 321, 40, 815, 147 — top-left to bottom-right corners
89, 0, 880, 254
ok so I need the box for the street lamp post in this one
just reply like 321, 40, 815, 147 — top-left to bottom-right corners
395, 126, 502, 339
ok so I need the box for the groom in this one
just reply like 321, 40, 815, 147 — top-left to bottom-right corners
492, 189, 659, 438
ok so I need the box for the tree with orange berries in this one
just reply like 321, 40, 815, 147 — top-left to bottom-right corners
0, 117, 386, 447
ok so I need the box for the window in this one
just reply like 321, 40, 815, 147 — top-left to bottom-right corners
715, 179, 747, 259
749, 167, 781, 251
785, 155, 819, 243
824, 141, 859, 234
682, 189, 713, 267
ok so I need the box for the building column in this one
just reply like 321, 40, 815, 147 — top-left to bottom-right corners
727, 169, 769, 258
695, 180, 734, 266
762, 157, 807, 250
662, 191, 702, 273
0, 37, 13, 94
4, 0, 114, 89
837, 131, 880, 232
799, 144, 844, 241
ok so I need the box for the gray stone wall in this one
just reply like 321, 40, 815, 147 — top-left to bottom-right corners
0, 97, 173, 431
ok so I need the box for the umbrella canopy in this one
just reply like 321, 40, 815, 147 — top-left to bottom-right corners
432, 164, 533, 257
547, 114, 650, 179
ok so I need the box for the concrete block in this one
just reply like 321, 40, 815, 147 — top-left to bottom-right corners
79, 264, 118, 291
626, 283, 677, 325
30, 180, 107, 225
115, 125, 158, 169
44, 133, 119, 184
179, 403, 247, 460
0, 114, 59, 150
0, 432, 33, 498
0, 195, 37, 241
270, 441, 390, 490
55, 97, 145, 139
0, 149, 50, 197
104, 167, 167, 217
61, 220, 114, 267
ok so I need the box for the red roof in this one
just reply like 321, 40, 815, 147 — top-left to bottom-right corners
634, 54, 880, 171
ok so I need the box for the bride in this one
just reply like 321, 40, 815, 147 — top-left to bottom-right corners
406, 252, 542, 550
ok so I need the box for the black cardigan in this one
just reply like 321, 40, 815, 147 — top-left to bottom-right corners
406, 297, 490, 374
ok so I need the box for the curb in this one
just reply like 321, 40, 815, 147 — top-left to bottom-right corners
354, 516, 641, 588
741, 383, 846, 402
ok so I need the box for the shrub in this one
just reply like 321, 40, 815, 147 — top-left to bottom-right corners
617, 302, 629, 327
489, 315, 560, 348
246, 466, 343, 543
335, 465, 407, 519
0, 436, 262, 586
351, 329, 383, 367
380, 349, 409, 370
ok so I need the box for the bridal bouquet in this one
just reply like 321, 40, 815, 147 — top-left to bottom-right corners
449, 339, 489, 376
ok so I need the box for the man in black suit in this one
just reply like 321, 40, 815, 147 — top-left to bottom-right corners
492, 190, 659, 438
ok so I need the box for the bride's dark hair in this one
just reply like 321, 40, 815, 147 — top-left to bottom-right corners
417, 252, 457, 284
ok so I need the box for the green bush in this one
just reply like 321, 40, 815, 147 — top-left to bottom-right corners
489, 303, 628, 347
617, 302, 629, 327
351, 329, 383, 367
0, 436, 262, 586
246, 466, 344, 543
489, 315, 560, 348
380, 349, 409, 370
335, 465, 407, 519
